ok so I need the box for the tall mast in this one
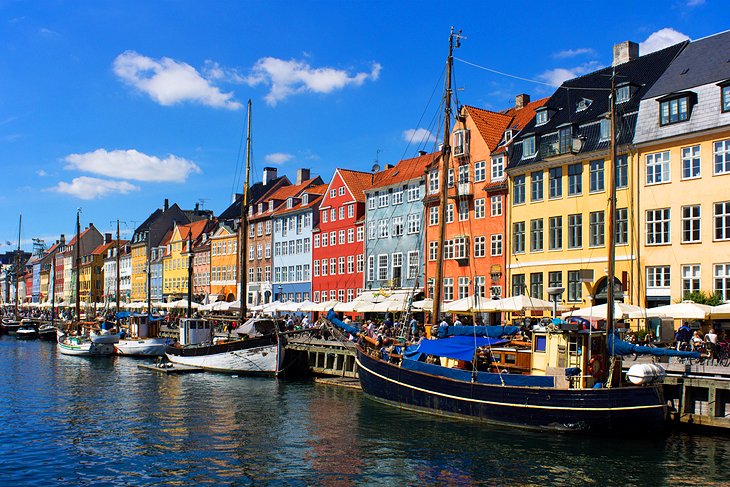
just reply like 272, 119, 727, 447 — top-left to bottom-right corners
431, 28, 458, 323
606, 71, 617, 333
187, 229, 193, 319
14, 214, 21, 317
239, 100, 252, 322
146, 229, 152, 316
75, 209, 81, 324
116, 219, 121, 318
51, 248, 55, 324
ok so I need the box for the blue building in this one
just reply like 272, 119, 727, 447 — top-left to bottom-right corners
363, 152, 435, 291
272, 184, 327, 302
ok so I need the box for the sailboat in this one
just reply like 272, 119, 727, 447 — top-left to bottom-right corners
165, 100, 286, 375
343, 28, 699, 433
57, 209, 116, 356
1, 215, 23, 335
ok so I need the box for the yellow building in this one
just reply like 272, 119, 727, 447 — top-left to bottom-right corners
163, 220, 211, 300
209, 224, 238, 302
506, 42, 684, 307
131, 242, 148, 301
633, 31, 730, 306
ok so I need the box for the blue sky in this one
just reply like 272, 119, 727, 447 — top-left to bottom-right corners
0, 0, 725, 251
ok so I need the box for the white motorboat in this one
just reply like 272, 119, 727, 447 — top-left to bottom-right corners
58, 334, 115, 356
115, 337, 169, 356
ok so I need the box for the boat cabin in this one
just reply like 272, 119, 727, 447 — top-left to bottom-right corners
128, 313, 160, 339
179, 318, 212, 345
530, 327, 607, 388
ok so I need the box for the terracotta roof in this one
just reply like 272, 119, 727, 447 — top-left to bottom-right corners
464, 106, 513, 151
91, 241, 115, 256
503, 97, 550, 131
369, 151, 439, 190
303, 183, 328, 196
177, 219, 211, 242
337, 169, 375, 203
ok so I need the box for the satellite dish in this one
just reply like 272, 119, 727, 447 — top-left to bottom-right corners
371, 163, 380, 173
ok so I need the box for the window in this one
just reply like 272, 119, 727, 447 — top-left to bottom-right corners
407, 251, 419, 279
378, 219, 389, 238
457, 201, 469, 221
513, 175, 526, 204
490, 234, 503, 256
549, 216, 562, 250
339, 206, 345, 220
567, 271, 582, 302
568, 214, 582, 249
647, 266, 671, 289
530, 273, 543, 299
523, 136, 536, 158
723, 85, 730, 112
322, 210, 328, 223
549, 167, 562, 198
357, 254, 364, 272
616, 208, 628, 245
448, 169, 454, 188
530, 218, 543, 252
568, 163, 582, 195
549, 271, 562, 290
377, 255, 388, 281
348, 204, 354, 218
338, 257, 345, 275
589, 211, 605, 247
446, 204, 454, 223
458, 276, 470, 299
368, 195, 376, 210
490, 195, 502, 217
357, 226, 364, 242
429, 241, 438, 261
330, 258, 336, 275
475, 276, 487, 298
392, 189, 403, 205
453, 237, 468, 259
475, 198, 485, 219
682, 145, 701, 179
338, 230, 345, 245
646, 208, 671, 245
453, 130, 467, 156
347, 228, 354, 243
531, 171, 544, 201
660, 96, 690, 125
428, 171, 439, 194
331, 208, 336, 221
535, 108, 548, 125
715, 201, 730, 240
512, 222, 525, 254
589, 160, 604, 192
407, 214, 420, 234
474, 236, 486, 258
615, 155, 628, 189
616, 84, 631, 103
330, 189, 337, 198
512, 274, 525, 296
339, 187, 345, 196
715, 264, 730, 301
682, 205, 701, 243
443, 278, 454, 301
559, 126, 572, 153
429, 206, 439, 226
368, 222, 375, 240
313, 260, 320, 277
321, 232, 328, 248
407, 184, 420, 202
265, 220, 272, 235
329, 233, 336, 246
391, 216, 404, 237
490, 156, 504, 181
458, 164, 469, 185
715, 139, 730, 175
682, 264, 701, 297
599, 119, 610, 141
646, 151, 670, 184
475, 160, 487, 182
379, 192, 390, 208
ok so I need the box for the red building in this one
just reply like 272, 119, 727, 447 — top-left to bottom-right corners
311, 169, 370, 304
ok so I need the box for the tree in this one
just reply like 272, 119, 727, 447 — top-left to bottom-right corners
682, 290, 724, 306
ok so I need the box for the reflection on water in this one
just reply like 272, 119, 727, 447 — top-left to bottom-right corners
0, 335, 728, 486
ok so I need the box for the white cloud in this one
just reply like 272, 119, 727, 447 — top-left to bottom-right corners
402, 128, 437, 144
552, 48, 596, 59
63, 148, 201, 183
113, 51, 242, 110
686, 0, 705, 6
246, 57, 382, 106
36, 169, 47, 177
537, 61, 602, 86
48, 177, 140, 200
639, 28, 690, 55
265, 152, 293, 165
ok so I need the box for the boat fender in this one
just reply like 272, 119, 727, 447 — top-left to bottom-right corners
588, 355, 605, 379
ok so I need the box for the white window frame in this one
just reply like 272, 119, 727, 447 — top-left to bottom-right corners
682, 145, 701, 180
490, 195, 502, 217
490, 234, 503, 256
646, 151, 671, 185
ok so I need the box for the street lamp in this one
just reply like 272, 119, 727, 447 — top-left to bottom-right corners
547, 286, 565, 320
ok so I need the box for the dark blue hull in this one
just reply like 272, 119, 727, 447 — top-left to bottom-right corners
356, 347, 665, 433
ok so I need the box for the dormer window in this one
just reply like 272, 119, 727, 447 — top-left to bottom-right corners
268, 201, 274, 211
453, 130, 468, 156
576, 98, 592, 112
658, 92, 696, 125
286, 197, 293, 209
616, 84, 631, 104
302, 193, 309, 205
599, 119, 610, 141
720, 81, 730, 113
258, 203, 263, 213
522, 136, 536, 158
248, 206, 253, 217
535, 108, 548, 125
504, 129, 513, 142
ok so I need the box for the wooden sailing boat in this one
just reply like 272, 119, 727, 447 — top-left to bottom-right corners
164, 100, 286, 375
57, 209, 116, 356
348, 28, 701, 433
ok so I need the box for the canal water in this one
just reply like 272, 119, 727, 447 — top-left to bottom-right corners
1, 335, 727, 486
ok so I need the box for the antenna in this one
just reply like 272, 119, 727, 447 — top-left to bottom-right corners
197, 198, 209, 210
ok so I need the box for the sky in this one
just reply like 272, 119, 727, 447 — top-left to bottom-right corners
0, 0, 726, 251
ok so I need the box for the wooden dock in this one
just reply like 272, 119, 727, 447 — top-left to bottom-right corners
138, 363, 204, 375
285, 333, 358, 378
314, 377, 362, 389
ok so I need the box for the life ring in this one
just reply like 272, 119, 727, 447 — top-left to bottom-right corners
588, 355, 605, 379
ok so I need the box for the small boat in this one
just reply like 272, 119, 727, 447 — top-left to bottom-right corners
58, 333, 115, 356
116, 337, 169, 356
2, 319, 22, 335
38, 323, 58, 341
15, 320, 39, 340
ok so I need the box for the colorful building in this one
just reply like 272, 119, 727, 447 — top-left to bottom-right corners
506, 42, 684, 307
192, 230, 211, 303
633, 31, 730, 306
102, 239, 129, 304
162, 219, 216, 301
209, 224, 238, 303
312, 169, 370, 303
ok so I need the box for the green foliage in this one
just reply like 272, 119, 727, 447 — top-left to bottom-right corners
682, 290, 724, 306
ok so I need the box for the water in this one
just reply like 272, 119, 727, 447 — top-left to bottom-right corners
1, 336, 728, 486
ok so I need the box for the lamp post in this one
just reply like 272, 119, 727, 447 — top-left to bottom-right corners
547, 286, 565, 320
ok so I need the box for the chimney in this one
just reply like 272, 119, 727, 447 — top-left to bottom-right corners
59, 234, 65, 245
418, 150, 427, 156
194, 202, 200, 213
296, 168, 310, 185
104, 233, 112, 244
515, 94, 530, 109
613, 41, 639, 66
164, 198, 169, 211
384, 164, 394, 170
263, 167, 278, 186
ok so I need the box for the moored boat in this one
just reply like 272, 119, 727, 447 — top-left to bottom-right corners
116, 337, 169, 356
15, 320, 39, 340
38, 323, 57, 341
58, 333, 115, 356
1, 320, 21, 335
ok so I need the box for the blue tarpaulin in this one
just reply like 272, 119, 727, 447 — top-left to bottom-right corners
116, 311, 130, 319
401, 359, 555, 387
327, 309, 360, 336
437, 325, 520, 338
406, 336, 508, 362
607, 333, 700, 359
